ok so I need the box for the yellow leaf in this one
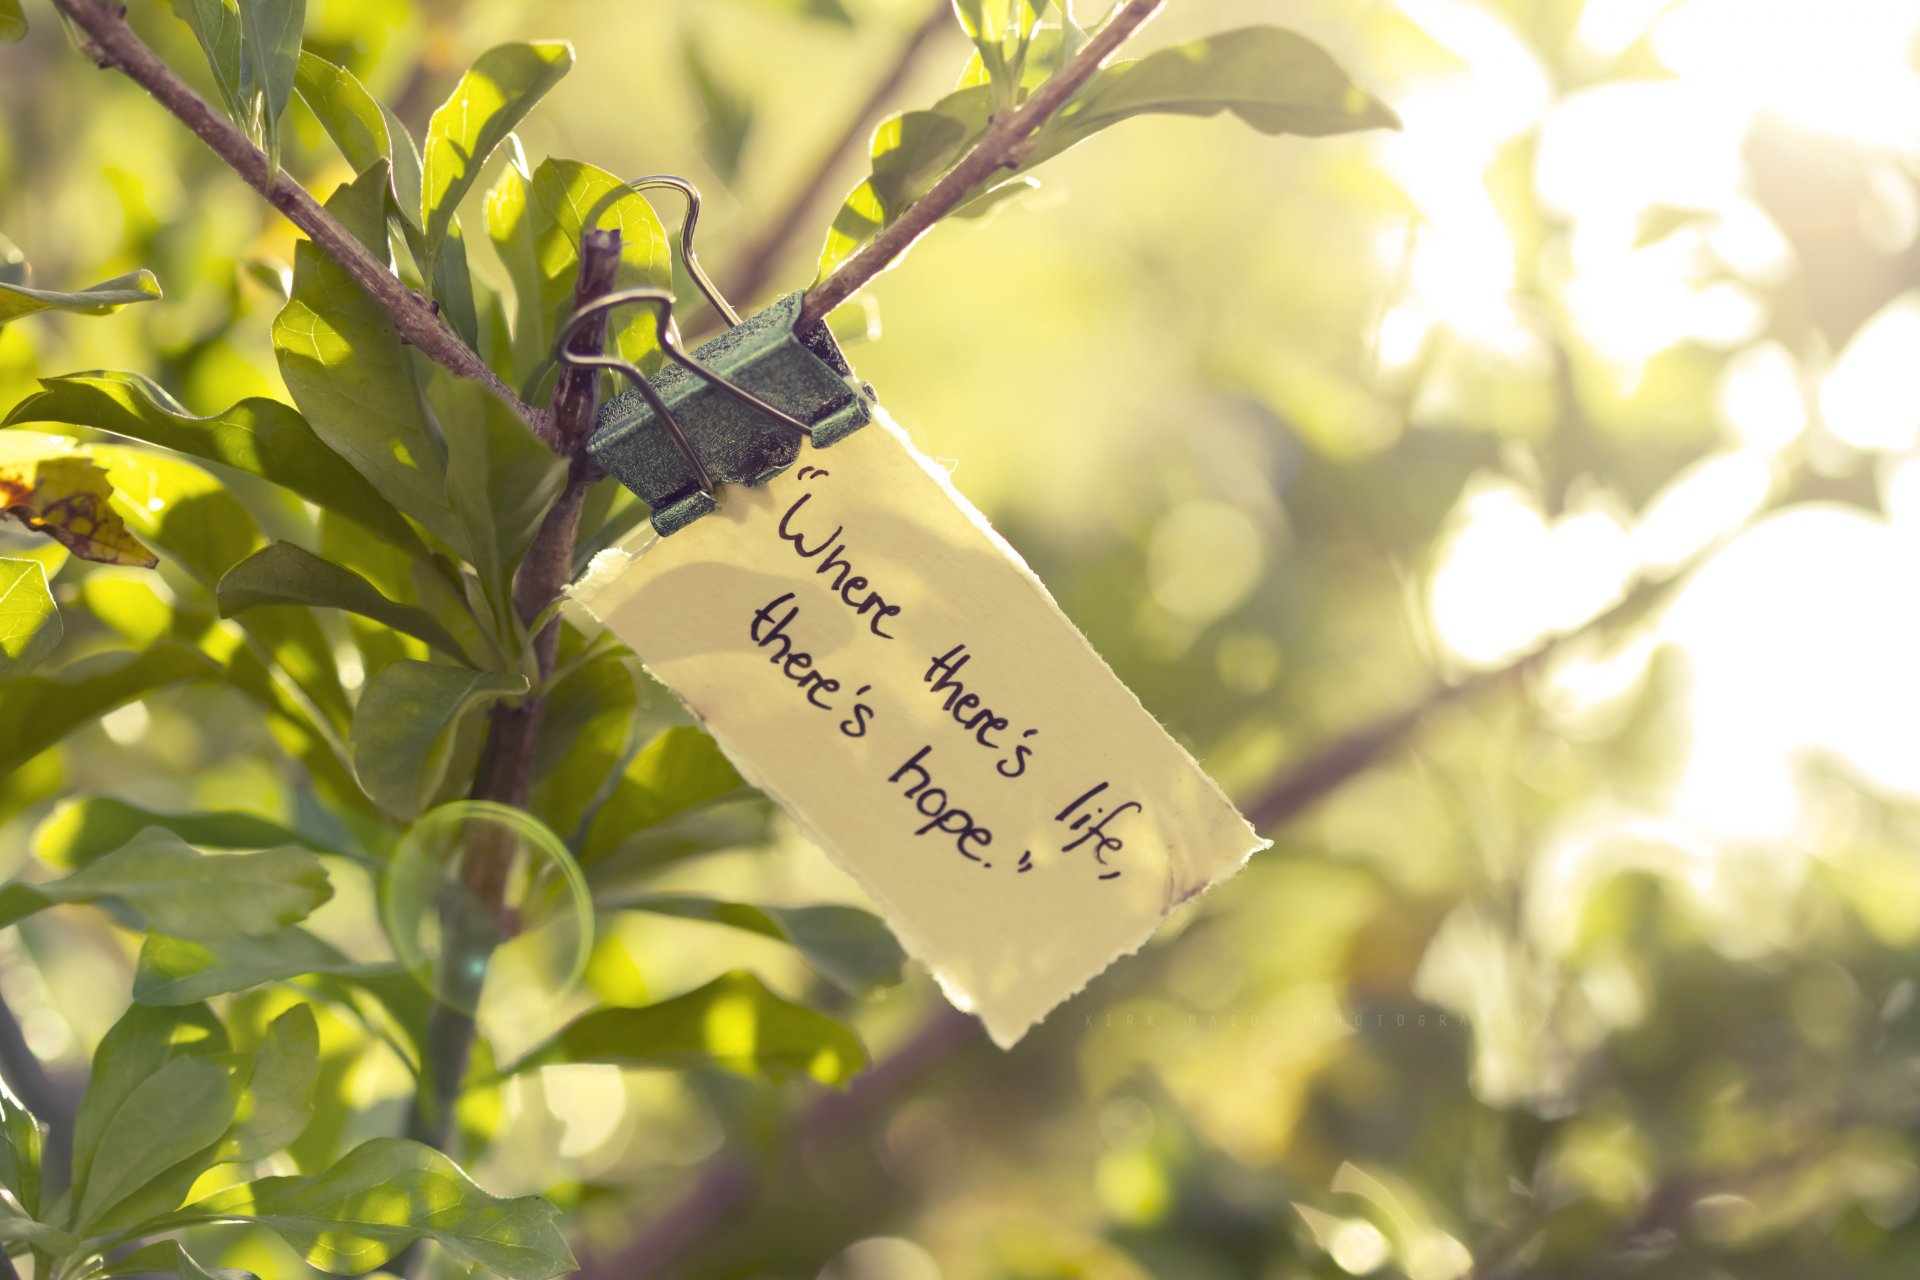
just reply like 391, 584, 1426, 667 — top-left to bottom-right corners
0, 453, 159, 568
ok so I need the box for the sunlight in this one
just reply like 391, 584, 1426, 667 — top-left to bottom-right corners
1428, 481, 1633, 667
1652, 0, 1920, 148
1820, 293, 1920, 451
1663, 506, 1920, 836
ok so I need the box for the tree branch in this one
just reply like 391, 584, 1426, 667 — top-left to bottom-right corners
51, 0, 541, 430
406, 229, 624, 1158
728, 1, 956, 307
797, 0, 1166, 328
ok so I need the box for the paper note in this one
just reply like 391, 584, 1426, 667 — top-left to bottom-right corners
571, 409, 1267, 1047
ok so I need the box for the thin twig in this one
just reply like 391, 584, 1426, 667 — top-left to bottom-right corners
728, 1, 956, 306
51, 0, 542, 431
797, 0, 1166, 328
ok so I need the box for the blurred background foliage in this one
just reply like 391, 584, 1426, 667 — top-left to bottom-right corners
7, 0, 1920, 1277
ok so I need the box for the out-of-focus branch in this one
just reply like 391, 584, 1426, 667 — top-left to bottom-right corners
50, 0, 542, 432
797, 0, 1167, 328
728, 1, 956, 306
1245, 562, 1685, 828
0, 987, 78, 1196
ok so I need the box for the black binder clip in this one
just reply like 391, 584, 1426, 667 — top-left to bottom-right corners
554, 176, 872, 536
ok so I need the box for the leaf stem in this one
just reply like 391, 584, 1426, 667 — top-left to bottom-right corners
727, 0, 957, 307
796, 0, 1167, 328
49, 0, 542, 431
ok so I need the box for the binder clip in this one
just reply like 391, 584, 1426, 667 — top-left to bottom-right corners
555, 176, 873, 537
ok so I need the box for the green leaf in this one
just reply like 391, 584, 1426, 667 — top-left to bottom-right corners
70, 1004, 233, 1236
583, 804, 773, 883
530, 647, 636, 841
682, 34, 754, 182
0, 0, 25, 43
530, 159, 673, 368
134, 929, 366, 1005
275, 164, 463, 551
218, 541, 463, 655
0, 827, 333, 939
0, 1081, 43, 1219
4, 370, 424, 556
608, 895, 908, 998
0, 644, 216, 777
226, 1004, 319, 1161
237, 0, 305, 174
517, 970, 867, 1086
0, 557, 59, 676
427, 373, 566, 608
83, 442, 352, 736
169, 0, 247, 124
1027, 26, 1401, 167
0, 268, 161, 327
350, 660, 528, 821
0, 1203, 76, 1256
294, 51, 387, 172
580, 725, 746, 868
817, 87, 993, 281
34, 796, 330, 870
183, 1137, 575, 1278
294, 52, 428, 242
294, 55, 481, 344
420, 42, 575, 274
102, 1241, 257, 1280
818, 27, 1397, 279
484, 145, 549, 389
77, 1053, 237, 1231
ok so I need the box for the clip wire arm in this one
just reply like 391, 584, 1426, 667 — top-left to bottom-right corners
616, 175, 743, 328
552, 287, 818, 498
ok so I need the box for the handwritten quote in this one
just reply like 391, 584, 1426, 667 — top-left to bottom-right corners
745, 464, 1138, 881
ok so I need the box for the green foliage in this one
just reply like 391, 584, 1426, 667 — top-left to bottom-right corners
34, 797, 332, 869
604, 894, 907, 997
519, 970, 868, 1085
224, 1004, 321, 1161
349, 660, 528, 820
0, 556, 58, 674
0, 3, 1465, 1277
0, 645, 215, 776
0, 827, 332, 938
819, 24, 1398, 279
420, 42, 574, 275
5, 371, 424, 555
217, 541, 463, 654
169, 0, 306, 172
275, 164, 467, 550
133, 929, 368, 1005
528, 158, 674, 369
0, 0, 23, 43
581, 724, 746, 867
179, 1138, 575, 1277
0, 269, 162, 326
67, 1004, 235, 1234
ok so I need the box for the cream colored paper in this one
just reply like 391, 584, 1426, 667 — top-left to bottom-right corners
571, 409, 1267, 1047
